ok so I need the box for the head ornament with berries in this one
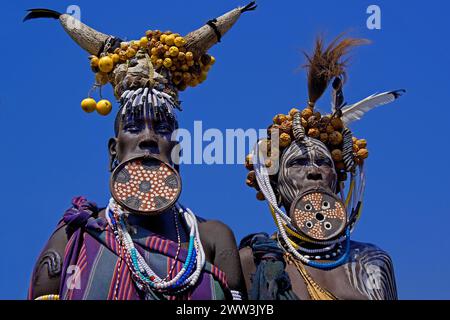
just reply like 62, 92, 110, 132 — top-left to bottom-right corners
24, 2, 257, 116
245, 35, 405, 199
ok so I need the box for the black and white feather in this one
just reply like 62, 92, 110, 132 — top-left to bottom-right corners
340, 89, 405, 125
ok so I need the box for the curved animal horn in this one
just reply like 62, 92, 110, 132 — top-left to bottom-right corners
184, 1, 257, 57
24, 9, 109, 55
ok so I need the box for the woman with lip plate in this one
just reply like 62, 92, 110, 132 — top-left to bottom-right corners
239, 35, 405, 300
25, 2, 257, 300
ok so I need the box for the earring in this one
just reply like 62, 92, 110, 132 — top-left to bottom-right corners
110, 157, 119, 172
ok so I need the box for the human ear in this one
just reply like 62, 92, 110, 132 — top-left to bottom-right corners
108, 137, 118, 172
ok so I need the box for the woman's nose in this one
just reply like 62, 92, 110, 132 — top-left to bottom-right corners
138, 127, 159, 153
138, 139, 159, 152
306, 171, 323, 181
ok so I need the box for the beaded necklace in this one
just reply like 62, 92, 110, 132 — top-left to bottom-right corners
273, 203, 351, 270
276, 233, 344, 261
252, 146, 352, 270
106, 199, 205, 296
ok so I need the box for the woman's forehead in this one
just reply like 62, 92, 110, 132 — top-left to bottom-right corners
286, 138, 332, 158
114, 89, 179, 134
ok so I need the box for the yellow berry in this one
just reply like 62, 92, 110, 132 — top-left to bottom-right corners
150, 47, 159, 56
165, 34, 175, 46
356, 139, 367, 149
126, 48, 136, 58
119, 52, 127, 62
331, 117, 344, 130
89, 55, 99, 68
280, 133, 292, 147
150, 55, 158, 63
174, 36, 186, 47
156, 59, 163, 67
140, 36, 148, 47
169, 46, 179, 57
98, 56, 114, 73
111, 54, 120, 64
96, 99, 112, 116
178, 52, 186, 61
357, 148, 369, 160
289, 108, 299, 117
273, 114, 287, 125
301, 108, 314, 120
210, 56, 216, 65
120, 42, 129, 50
81, 98, 96, 113
331, 149, 343, 162
130, 41, 140, 51
163, 58, 172, 68
185, 51, 194, 61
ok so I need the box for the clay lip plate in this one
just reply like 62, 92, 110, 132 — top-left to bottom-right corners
110, 156, 181, 214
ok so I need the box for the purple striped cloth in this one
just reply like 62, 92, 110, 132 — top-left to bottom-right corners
29, 197, 231, 300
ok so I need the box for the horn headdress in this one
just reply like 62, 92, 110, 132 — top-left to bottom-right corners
24, 3, 257, 116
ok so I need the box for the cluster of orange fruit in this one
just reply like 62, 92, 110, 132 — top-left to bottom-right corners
81, 30, 216, 115
244, 107, 369, 200
144, 30, 215, 90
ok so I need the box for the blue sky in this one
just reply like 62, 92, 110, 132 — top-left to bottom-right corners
1, 0, 449, 299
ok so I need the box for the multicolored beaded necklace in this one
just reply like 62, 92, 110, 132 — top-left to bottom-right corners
276, 232, 346, 262
106, 198, 205, 297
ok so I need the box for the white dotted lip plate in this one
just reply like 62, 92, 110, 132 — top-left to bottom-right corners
111, 157, 181, 214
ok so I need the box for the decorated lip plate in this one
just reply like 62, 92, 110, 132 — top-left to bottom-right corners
110, 156, 181, 215
291, 190, 347, 241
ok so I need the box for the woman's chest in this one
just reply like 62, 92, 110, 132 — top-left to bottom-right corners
286, 263, 370, 300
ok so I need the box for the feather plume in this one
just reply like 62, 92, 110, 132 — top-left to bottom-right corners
304, 35, 369, 107
331, 77, 346, 114
341, 89, 406, 125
